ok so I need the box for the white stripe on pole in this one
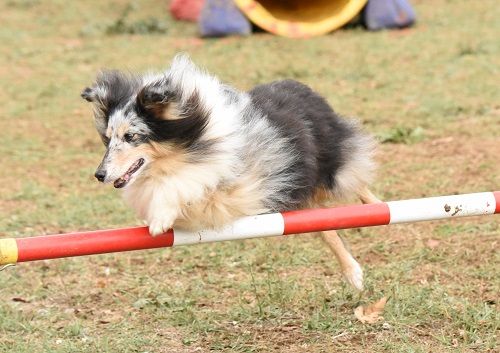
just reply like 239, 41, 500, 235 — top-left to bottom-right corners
172, 213, 285, 246
388, 192, 496, 224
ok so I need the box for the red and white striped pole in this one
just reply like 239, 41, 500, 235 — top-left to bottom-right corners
1, 191, 498, 266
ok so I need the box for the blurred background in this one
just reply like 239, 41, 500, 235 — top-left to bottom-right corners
0, 1, 498, 352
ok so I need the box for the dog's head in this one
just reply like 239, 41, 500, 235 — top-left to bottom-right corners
81, 55, 214, 188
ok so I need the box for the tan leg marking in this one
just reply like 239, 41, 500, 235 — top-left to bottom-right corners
359, 187, 382, 204
319, 187, 382, 290
321, 230, 364, 290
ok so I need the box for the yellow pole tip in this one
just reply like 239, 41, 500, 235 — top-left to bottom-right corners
0, 238, 18, 265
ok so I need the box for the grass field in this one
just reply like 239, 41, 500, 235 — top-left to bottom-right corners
0, 0, 499, 352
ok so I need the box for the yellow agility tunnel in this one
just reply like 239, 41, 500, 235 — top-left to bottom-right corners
234, 0, 368, 38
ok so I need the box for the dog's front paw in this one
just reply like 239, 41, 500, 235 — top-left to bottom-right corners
148, 217, 174, 237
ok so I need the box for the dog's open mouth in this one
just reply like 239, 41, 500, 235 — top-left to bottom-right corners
113, 158, 145, 188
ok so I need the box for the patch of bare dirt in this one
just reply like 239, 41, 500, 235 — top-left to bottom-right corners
377, 137, 498, 198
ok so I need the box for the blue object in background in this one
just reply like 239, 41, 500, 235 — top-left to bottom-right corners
363, 0, 416, 30
199, 0, 252, 37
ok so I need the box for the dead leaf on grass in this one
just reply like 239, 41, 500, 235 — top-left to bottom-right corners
96, 279, 107, 288
354, 297, 388, 324
425, 239, 440, 249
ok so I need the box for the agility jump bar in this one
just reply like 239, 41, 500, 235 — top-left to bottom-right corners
1, 191, 498, 266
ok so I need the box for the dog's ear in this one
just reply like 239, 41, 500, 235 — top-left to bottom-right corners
80, 85, 108, 115
82, 70, 139, 108
137, 81, 180, 120
80, 84, 109, 136
81, 87, 96, 102
80, 84, 107, 120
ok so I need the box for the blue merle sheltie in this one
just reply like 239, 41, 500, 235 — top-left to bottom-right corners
81, 54, 380, 290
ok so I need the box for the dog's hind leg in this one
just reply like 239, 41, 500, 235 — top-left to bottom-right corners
325, 187, 381, 290
358, 187, 382, 204
320, 188, 381, 291
321, 230, 364, 291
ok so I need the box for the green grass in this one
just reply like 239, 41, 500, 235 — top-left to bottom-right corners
0, 0, 499, 352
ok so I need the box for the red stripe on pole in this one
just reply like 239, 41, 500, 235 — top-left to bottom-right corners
16, 226, 174, 262
494, 191, 500, 214
282, 202, 390, 235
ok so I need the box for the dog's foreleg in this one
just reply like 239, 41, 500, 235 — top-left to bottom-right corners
321, 230, 364, 291
148, 213, 178, 236
146, 184, 182, 237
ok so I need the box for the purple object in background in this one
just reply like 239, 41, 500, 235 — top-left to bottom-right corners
363, 0, 416, 30
199, 0, 251, 37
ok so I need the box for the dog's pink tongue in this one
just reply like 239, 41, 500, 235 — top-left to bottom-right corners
113, 158, 143, 188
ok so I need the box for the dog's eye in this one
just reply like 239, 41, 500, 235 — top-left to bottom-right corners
124, 133, 136, 143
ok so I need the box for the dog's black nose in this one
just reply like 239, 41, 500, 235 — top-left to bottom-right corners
94, 170, 106, 182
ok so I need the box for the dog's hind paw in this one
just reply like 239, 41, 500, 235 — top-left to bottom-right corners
342, 261, 364, 291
